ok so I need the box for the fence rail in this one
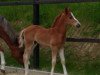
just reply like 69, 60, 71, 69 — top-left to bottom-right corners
39, 0, 100, 4
0, 1, 33, 6
66, 38, 100, 43
0, 0, 99, 6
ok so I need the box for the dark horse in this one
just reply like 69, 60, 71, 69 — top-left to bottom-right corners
0, 16, 24, 73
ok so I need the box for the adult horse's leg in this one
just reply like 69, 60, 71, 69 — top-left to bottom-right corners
0, 47, 5, 74
59, 48, 68, 75
50, 46, 58, 75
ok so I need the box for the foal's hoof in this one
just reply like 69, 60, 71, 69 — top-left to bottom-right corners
0, 69, 6, 75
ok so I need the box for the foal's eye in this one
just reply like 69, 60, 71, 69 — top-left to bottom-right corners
69, 16, 73, 19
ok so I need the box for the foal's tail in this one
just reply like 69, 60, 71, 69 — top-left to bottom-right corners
19, 30, 25, 48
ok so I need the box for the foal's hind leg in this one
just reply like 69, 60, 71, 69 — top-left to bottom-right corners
23, 48, 31, 75
23, 42, 37, 75
50, 46, 58, 75
23, 42, 33, 75
59, 48, 68, 75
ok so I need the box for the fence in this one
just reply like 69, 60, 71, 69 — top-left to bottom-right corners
0, 0, 100, 69
0, 0, 99, 6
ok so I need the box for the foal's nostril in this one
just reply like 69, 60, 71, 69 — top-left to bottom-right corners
76, 24, 81, 28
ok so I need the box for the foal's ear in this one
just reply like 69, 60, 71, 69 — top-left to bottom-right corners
65, 7, 70, 14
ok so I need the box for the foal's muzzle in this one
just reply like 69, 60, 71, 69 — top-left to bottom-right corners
76, 23, 81, 28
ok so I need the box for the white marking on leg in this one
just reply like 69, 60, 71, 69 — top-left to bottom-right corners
51, 57, 56, 75
23, 53, 30, 75
23, 46, 33, 75
0, 51, 5, 70
59, 48, 68, 75
50, 47, 58, 75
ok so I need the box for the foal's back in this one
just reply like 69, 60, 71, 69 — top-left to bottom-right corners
23, 25, 63, 47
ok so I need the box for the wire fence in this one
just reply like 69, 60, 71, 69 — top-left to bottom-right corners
0, 0, 99, 6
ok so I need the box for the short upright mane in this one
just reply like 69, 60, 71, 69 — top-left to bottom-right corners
0, 16, 17, 43
51, 13, 62, 28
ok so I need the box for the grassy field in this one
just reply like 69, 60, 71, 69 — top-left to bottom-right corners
0, 2, 100, 75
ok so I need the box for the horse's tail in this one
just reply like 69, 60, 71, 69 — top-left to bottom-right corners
19, 30, 25, 48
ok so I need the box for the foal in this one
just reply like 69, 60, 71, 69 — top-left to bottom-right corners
19, 8, 81, 75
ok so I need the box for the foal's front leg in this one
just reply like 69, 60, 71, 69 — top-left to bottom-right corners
59, 48, 68, 75
50, 46, 58, 75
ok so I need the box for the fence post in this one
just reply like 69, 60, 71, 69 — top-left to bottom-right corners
33, 0, 39, 69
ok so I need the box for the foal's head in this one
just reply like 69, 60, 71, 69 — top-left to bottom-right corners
63, 8, 81, 28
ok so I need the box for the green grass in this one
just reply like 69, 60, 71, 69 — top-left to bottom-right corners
0, 2, 100, 75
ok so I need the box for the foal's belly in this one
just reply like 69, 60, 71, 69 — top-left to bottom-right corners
35, 38, 51, 48
34, 32, 51, 47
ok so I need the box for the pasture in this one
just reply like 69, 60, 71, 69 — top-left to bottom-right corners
0, 2, 100, 75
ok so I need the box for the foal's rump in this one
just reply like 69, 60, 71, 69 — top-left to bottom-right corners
18, 25, 41, 48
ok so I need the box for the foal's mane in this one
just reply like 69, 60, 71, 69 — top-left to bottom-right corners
51, 13, 62, 28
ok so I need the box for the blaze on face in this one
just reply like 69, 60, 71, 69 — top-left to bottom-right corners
64, 8, 81, 28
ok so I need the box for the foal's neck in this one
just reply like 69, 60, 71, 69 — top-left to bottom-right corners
54, 13, 67, 34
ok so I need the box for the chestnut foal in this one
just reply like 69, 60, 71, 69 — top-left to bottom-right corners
19, 8, 81, 75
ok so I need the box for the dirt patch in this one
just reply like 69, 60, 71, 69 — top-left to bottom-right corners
0, 72, 25, 75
